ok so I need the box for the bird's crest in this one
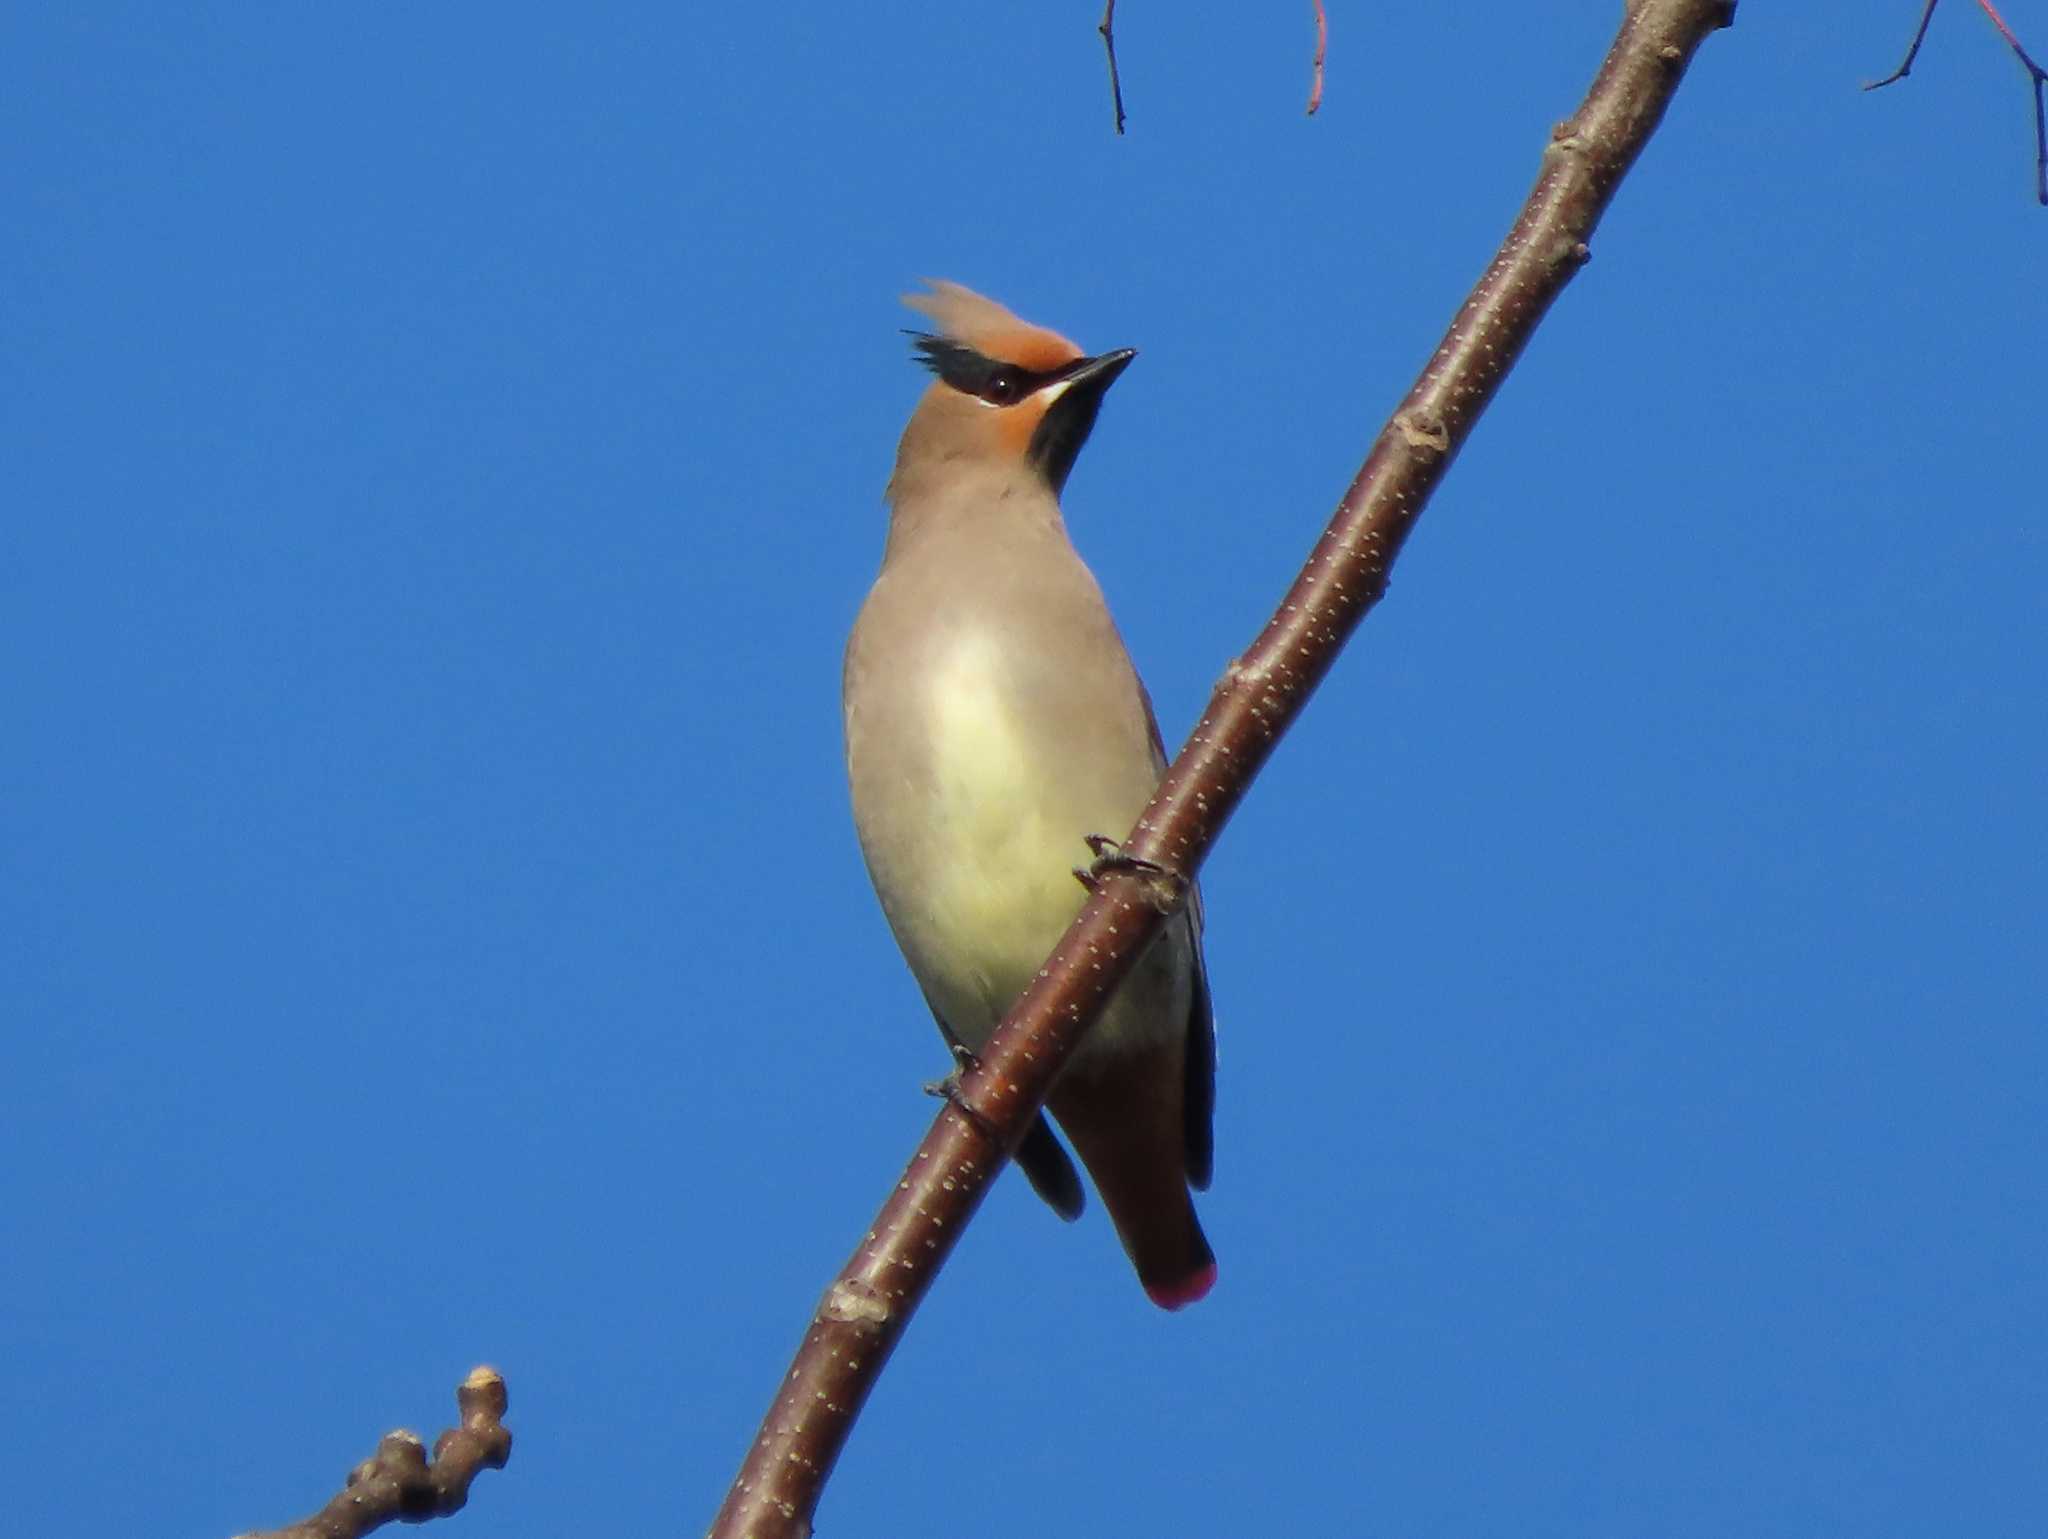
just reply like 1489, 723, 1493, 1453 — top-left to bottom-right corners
903, 280, 1083, 373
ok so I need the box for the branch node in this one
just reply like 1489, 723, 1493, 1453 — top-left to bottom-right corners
1394, 411, 1451, 453
821, 1278, 892, 1330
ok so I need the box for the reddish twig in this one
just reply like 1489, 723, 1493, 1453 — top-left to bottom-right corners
236, 1368, 512, 1539
1308, 0, 1328, 115
707, 3, 1736, 1535
1866, 0, 2048, 204
1100, 0, 1127, 135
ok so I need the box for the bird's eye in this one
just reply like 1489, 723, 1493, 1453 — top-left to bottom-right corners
981, 370, 1024, 406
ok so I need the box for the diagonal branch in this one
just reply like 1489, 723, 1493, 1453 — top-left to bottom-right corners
707, 3, 1736, 1535
236, 1368, 512, 1539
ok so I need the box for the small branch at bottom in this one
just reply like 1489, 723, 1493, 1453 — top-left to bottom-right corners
234, 1367, 512, 1539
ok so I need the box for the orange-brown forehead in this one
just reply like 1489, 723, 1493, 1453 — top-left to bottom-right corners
966, 322, 1082, 372
904, 280, 1084, 370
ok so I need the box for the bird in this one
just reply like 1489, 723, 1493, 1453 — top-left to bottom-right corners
842, 280, 1216, 1310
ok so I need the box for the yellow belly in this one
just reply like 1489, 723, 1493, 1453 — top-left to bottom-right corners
906, 630, 1141, 1043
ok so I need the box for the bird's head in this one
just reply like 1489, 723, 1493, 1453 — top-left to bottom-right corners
895, 280, 1134, 498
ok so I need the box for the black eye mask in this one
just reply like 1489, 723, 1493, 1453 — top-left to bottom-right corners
908, 334, 1063, 407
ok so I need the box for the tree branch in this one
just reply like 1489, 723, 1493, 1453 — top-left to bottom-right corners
708, 3, 1736, 1535
1865, 0, 2048, 204
1308, 0, 1328, 117
1099, 0, 1126, 135
235, 1368, 511, 1539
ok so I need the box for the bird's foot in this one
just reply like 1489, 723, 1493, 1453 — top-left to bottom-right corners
924, 1048, 1001, 1143
1073, 834, 1190, 915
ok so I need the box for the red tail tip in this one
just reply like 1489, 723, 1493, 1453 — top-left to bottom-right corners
1144, 1261, 1218, 1311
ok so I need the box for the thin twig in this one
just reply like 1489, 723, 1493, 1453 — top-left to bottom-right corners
1866, 0, 2048, 203
236, 1368, 512, 1539
1864, 0, 1939, 86
1308, 0, 1328, 116
1100, 0, 1127, 135
705, 4, 1735, 1536
1980, 0, 2048, 202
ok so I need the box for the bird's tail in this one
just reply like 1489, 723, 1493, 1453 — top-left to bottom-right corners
1050, 1049, 1216, 1310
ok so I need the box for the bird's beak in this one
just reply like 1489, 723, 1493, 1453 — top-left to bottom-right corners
1028, 349, 1137, 492
1060, 347, 1137, 396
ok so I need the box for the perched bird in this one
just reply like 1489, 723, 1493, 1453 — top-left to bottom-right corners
842, 280, 1216, 1310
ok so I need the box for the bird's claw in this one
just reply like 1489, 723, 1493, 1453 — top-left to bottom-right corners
1072, 834, 1190, 915
924, 1052, 1001, 1143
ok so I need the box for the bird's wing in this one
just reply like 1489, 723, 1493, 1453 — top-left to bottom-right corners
1138, 679, 1217, 1191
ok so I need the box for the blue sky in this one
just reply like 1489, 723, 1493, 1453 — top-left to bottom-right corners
5, 5, 2043, 1536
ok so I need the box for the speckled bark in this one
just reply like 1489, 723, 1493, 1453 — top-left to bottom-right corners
238, 1368, 512, 1539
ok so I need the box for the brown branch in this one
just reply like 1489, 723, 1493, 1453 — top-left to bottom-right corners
236, 1368, 512, 1539
1100, 0, 1126, 135
1866, 0, 2048, 204
1308, 0, 1328, 116
707, 2, 1735, 1535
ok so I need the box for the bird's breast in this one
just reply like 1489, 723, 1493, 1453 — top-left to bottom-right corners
920, 629, 1110, 967
866, 618, 1152, 1043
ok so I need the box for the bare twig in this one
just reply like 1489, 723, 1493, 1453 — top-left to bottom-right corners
236, 1368, 512, 1539
1866, 0, 2048, 203
707, 3, 1735, 1534
1982, 0, 2048, 201
1308, 0, 1328, 116
1865, 0, 1940, 85
1100, 0, 1127, 135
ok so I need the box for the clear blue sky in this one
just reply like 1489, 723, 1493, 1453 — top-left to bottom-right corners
5, 5, 2043, 1536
